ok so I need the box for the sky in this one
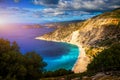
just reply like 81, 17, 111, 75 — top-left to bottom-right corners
0, 0, 120, 23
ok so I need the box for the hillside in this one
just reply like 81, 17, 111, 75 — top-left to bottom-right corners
23, 24, 43, 29
36, 9, 120, 73
44, 20, 84, 28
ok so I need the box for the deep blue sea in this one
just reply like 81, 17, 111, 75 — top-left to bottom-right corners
0, 24, 79, 71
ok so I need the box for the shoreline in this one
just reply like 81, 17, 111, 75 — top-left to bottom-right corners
35, 37, 90, 73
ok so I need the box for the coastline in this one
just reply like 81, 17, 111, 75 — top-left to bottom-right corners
35, 37, 90, 73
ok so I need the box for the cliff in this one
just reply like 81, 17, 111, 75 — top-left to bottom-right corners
36, 9, 120, 73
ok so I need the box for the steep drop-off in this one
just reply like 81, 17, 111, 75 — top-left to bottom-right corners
36, 9, 120, 73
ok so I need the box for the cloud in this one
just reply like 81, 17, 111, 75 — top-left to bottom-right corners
58, 0, 120, 11
33, 0, 59, 6
0, 7, 42, 23
71, 0, 105, 10
33, 0, 120, 11
42, 8, 64, 16
0, 6, 102, 23
1, 0, 119, 23
14, 0, 20, 3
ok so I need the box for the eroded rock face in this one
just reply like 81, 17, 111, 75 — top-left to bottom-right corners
36, 9, 120, 73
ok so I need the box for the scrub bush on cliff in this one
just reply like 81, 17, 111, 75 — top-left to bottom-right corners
87, 43, 120, 73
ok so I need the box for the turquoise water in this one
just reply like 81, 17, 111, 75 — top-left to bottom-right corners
45, 43, 79, 70
0, 24, 79, 70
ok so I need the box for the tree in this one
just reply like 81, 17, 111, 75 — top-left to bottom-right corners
87, 43, 120, 73
0, 38, 47, 80
11, 41, 20, 52
24, 52, 47, 80
42, 69, 73, 78
0, 38, 11, 53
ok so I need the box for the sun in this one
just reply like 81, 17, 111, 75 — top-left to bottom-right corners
0, 18, 8, 25
0, 19, 5, 24
0, 20, 4, 24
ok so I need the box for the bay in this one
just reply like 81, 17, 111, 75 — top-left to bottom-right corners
0, 24, 79, 70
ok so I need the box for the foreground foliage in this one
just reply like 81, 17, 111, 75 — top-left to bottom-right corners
0, 38, 47, 80
42, 69, 73, 78
0, 38, 74, 80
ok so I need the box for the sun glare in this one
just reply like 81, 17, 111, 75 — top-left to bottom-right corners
0, 17, 11, 26
0, 18, 6, 25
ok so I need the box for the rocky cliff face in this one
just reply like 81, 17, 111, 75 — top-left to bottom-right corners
36, 9, 120, 73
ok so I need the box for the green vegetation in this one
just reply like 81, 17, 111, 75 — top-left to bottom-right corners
0, 38, 47, 80
87, 43, 120, 74
45, 43, 120, 79
42, 69, 73, 78
0, 38, 74, 80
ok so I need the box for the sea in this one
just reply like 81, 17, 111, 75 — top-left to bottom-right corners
0, 24, 79, 71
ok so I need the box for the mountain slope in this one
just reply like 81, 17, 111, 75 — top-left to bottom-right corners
36, 9, 120, 73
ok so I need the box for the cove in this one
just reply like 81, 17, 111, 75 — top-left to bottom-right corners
44, 42, 79, 70
0, 24, 79, 71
